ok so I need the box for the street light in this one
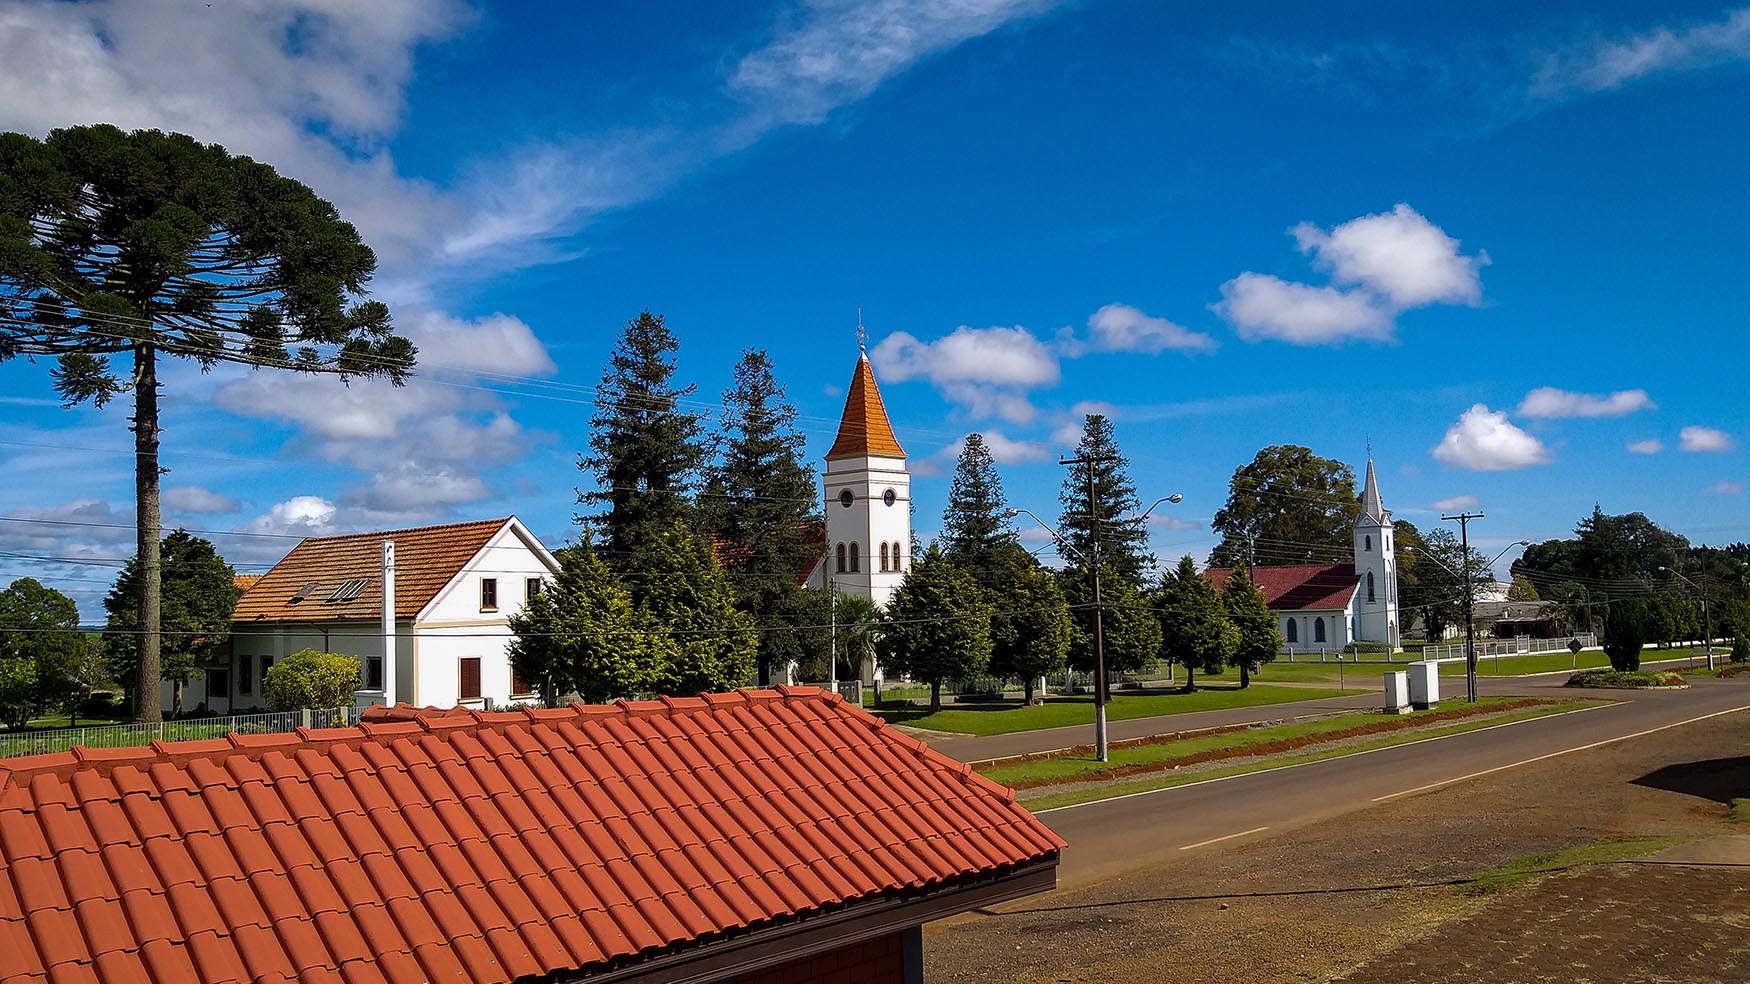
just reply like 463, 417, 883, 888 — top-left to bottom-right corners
1005, 494, 1182, 763
1405, 538, 1530, 702
1657, 565, 1714, 672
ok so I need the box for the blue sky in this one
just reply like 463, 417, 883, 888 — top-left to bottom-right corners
2, 1, 1746, 616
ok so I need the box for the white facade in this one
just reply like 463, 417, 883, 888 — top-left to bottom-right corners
820, 453, 912, 610
210, 518, 558, 715
1279, 609, 1353, 654
1352, 459, 1401, 648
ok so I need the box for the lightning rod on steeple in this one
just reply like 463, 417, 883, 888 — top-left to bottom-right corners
856, 308, 867, 353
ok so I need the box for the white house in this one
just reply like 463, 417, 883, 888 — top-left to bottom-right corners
1206, 458, 1401, 653
201, 516, 558, 714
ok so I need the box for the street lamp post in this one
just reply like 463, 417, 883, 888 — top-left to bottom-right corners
1658, 565, 1713, 672
1006, 492, 1181, 763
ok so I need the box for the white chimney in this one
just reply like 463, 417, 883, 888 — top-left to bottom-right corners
381, 540, 396, 707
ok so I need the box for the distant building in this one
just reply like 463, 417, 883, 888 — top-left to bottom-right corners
198, 516, 557, 715
1206, 458, 1401, 652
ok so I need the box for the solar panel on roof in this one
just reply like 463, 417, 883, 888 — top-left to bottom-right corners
327, 578, 369, 602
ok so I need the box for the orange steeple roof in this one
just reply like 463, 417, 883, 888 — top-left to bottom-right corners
826, 352, 906, 460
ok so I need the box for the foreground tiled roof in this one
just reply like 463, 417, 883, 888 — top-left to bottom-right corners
0, 689, 1063, 984
825, 353, 906, 460
1206, 563, 1359, 612
232, 518, 512, 623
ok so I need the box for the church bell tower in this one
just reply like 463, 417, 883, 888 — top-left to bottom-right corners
822, 330, 911, 611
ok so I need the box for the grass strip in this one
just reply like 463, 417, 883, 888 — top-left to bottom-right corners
873, 684, 1352, 737
982, 697, 1562, 788
1730, 799, 1750, 823
1460, 836, 1682, 894
1024, 700, 1600, 812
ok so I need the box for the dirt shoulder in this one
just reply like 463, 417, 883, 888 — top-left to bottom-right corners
926, 707, 1750, 984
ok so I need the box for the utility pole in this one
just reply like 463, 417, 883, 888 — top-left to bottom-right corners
1443, 511, 1483, 703
1061, 453, 1113, 762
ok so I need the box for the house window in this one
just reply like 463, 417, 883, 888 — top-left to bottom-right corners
511, 668, 534, 697
480, 578, 498, 612
208, 667, 231, 703
238, 654, 254, 694
1286, 619, 1298, 643
836, 543, 847, 574
1314, 617, 1327, 643
849, 542, 860, 573
526, 577, 543, 601
363, 654, 384, 691
1367, 571, 1376, 604
838, 489, 854, 508
459, 657, 482, 701
880, 542, 890, 572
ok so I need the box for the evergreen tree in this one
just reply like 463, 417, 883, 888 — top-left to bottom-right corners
637, 523, 759, 695
1209, 446, 1358, 569
941, 433, 1018, 579
1603, 599, 1647, 671
579, 311, 705, 563
508, 541, 661, 704
1058, 414, 1151, 585
877, 546, 991, 712
1157, 555, 1236, 690
987, 550, 1071, 703
697, 348, 820, 683
103, 531, 240, 717
1221, 567, 1282, 689
1061, 562, 1162, 676
0, 578, 88, 725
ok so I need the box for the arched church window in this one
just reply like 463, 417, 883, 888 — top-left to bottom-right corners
880, 542, 890, 572
1314, 617, 1326, 643
1364, 535, 1371, 552
835, 543, 846, 574
892, 542, 903, 571
1286, 619, 1298, 643
850, 542, 860, 572
1367, 571, 1376, 604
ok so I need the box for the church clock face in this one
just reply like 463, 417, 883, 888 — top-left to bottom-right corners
883, 489, 896, 507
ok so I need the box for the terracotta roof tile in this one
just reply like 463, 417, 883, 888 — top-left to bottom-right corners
0, 691, 1062, 984
825, 354, 906, 460
233, 518, 522, 624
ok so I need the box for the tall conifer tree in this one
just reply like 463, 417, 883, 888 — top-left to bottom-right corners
941, 433, 1018, 580
1058, 415, 1151, 585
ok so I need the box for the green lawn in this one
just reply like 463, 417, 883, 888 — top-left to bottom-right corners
871, 684, 1353, 737
1022, 699, 1601, 811
1194, 659, 1412, 686
980, 697, 1565, 787
1441, 646, 1714, 678
1461, 836, 1680, 893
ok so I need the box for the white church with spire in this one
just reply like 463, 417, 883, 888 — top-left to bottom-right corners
1206, 458, 1400, 653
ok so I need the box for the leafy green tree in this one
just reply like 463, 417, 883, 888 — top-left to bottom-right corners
1156, 556, 1236, 690
0, 125, 411, 722
1058, 415, 1151, 585
0, 577, 87, 725
775, 587, 836, 683
1062, 562, 1162, 676
262, 649, 361, 711
877, 546, 991, 712
1222, 567, 1282, 688
1603, 600, 1647, 671
637, 522, 759, 696
103, 530, 241, 717
1730, 632, 1749, 665
1210, 446, 1358, 569
1409, 529, 1491, 641
941, 433, 1018, 580
697, 348, 820, 683
1507, 574, 1540, 602
987, 548, 1071, 702
830, 592, 881, 683
508, 541, 661, 704
579, 311, 705, 563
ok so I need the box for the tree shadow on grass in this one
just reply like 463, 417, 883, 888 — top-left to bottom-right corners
1630, 756, 1750, 805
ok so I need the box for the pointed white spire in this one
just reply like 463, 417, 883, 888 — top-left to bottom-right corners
1358, 458, 1388, 525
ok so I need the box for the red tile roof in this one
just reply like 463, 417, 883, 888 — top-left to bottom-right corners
1205, 563, 1359, 612
825, 354, 906, 460
0, 689, 1062, 984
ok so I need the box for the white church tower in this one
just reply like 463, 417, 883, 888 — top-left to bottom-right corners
819, 336, 912, 612
1352, 458, 1400, 647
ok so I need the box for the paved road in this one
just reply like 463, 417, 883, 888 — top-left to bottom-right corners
1030, 677, 1750, 894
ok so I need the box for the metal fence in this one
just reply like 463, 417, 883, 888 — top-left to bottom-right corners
0, 706, 357, 759
1420, 633, 1598, 664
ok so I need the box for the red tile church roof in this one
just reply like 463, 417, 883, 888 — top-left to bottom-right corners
1206, 563, 1359, 612
0, 690, 1062, 984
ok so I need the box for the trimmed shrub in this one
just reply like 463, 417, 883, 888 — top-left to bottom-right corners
262, 649, 360, 711
1342, 641, 1395, 655
1603, 601, 1647, 671
1731, 635, 1749, 665
1565, 669, 1686, 689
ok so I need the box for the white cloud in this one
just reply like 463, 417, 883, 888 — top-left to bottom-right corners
1627, 439, 1664, 454
1214, 273, 1392, 344
1058, 303, 1217, 356
1069, 400, 1120, 419
872, 325, 1058, 422
404, 310, 557, 377
241, 496, 340, 539
1432, 404, 1552, 471
1050, 420, 1085, 448
1433, 494, 1481, 511
162, 486, 242, 515
1705, 480, 1744, 495
1680, 425, 1734, 452
1517, 387, 1656, 418
960, 431, 1051, 465
1292, 203, 1485, 309
1532, 8, 1750, 100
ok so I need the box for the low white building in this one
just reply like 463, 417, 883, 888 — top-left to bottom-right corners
201, 517, 558, 714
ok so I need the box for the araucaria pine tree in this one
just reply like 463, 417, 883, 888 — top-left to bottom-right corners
1157, 555, 1236, 691
1221, 567, 1282, 688
877, 546, 992, 713
697, 349, 821, 682
941, 433, 1018, 580
579, 311, 705, 563
1058, 414, 1152, 586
